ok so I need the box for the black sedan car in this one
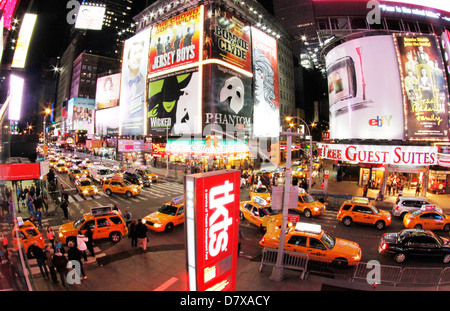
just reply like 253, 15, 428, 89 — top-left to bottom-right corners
123, 171, 151, 187
379, 229, 450, 264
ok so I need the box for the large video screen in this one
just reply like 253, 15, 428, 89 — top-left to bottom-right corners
96, 106, 119, 136
394, 34, 449, 141
120, 28, 151, 136
147, 68, 201, 135
95, 73, 121, 110
67, 98, 95, 131
148, 6, 202, 76
325, 35, 404, 140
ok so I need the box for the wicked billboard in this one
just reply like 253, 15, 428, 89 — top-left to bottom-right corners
147, 68, 201, 135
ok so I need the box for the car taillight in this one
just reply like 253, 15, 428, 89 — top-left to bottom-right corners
380, 242, 388, 251
395, 206, 400, 211
261, 237, 265, 244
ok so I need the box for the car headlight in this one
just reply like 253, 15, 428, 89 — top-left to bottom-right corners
58, 232, 63, 238
154, 223, 162, 228
83, 190, 88, 194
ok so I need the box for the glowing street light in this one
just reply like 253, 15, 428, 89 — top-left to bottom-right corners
43, 107, 51, 145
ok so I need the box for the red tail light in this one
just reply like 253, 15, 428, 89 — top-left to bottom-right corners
395, 206, 400, 211
261, 237, 265, 244
380, 242, 388, 251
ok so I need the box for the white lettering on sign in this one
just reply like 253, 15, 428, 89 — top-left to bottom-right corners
317, 143, 438, 166
208, 180, 234, 257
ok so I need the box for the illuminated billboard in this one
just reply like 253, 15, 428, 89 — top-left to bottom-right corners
325, 35, 404, 140
8, 75, 24, 121
0, 0, 19, 30
95, 73, 121, 110
394, 34, 449, 141
120, 28, 151, 136
251, 27, 280, 137
67, 98, 95, 131
148, 6, 202, 76
202, 63, 253, 134
75, 4, 106, 30
185, 170, 240, 291
147, 68, 201, 135
204, 4, 252, 72
95, 106, 119, 136
11, 13, 37, 69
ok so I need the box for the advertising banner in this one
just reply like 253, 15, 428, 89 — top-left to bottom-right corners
0, 163, 41, 180
325, 35, 404, 140
317, 143, 438, 166
67, 98, 95, 131
148, 6, 202, 75
251, 26, 280, 137
204, 4, 251, 71
202, 63, 253, 134
147, 68, 201, 135
185, 170, 240, 291
95, 106, 119, 136
95, 73, 121, 109
120, 28, 151, 136
393, 34, 449, 141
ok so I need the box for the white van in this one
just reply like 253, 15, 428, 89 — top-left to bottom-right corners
89, 165, 114, 183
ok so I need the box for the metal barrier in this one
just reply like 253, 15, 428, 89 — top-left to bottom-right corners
259, 248, 309, 280
399, 267, 443, 287
353, 262, 402, 286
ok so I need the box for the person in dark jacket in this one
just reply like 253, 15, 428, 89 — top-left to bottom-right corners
84, 227, 95, 257
67, 241, 86, 280
52, 247, 68, 287
129, 219, 138, 248
136, 219, 148, 251
29, 241, 49, 279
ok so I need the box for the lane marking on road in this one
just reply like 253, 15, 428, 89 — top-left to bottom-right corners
153, 277, 179, 291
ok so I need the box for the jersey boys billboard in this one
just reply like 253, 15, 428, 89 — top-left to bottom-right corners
394, 34, 449, 141
148, 6, 202, 75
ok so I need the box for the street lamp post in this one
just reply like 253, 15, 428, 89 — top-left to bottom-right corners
43, 108, 51, 146
285, 116, 313, 194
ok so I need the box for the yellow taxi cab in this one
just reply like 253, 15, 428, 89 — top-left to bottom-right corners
403, 205, 450, 231
79, 165, 90, 176
68, 167, 86, 181
292, 165, 310, 179
259, 222, 362, 267
102, 176, 141, 197
82, 159, 93, 167
49, 159, 58, 168
143, 196, 184, 232
58, 206, 127, 245
75, 177, 99, 196
135, 168, 158, 183
12, 218, 45, 257
110, 167, 124, 178
64, 157, 72, 168
294, 189, 326, 218
55, 162, 68, 173
239, 197, 280, 230
249, 185, 271, 202
337, 197, 391, 230
312, 158, 322, 170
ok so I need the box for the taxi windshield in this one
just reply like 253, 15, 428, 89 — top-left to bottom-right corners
321, 232, 335, 249
123, 180, 133, 186
158, 204, 178, 215
73, 217, 86, 229
302, 195, 315, 203
370, 205, 380, 213
254, 187, 268, 193
79, 180, 92, 187
143, 170, 153, 174
71, 169, 82, 174
25, 228, 40, 237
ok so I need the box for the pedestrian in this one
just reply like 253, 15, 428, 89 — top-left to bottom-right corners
67, 241, 87, 280
125, 209, 132, 227
43, 194, 49, 216
52, 247, 69, 287
29, 241, 49, 279
26, 193, 35, 218
84, 227, 95, 257
35, 207, 43, 230
60, 198, 69, 220
129, 219, 138, 248
47, 227, 56, 250
136, 219, 148, 251
415, 183, 421, 197
0, 233, 8, 257
59, 184, 65, 202
44, 245, 58, 284
76, 230, 88, 261
363, 184, 368, 197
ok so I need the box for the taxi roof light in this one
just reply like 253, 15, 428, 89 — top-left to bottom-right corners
295, 222, 321, 234
171, 196, 184, 205
421, 204, 442, 213
91, 206, 113, 216
253, 196, 268, 206
351, 196, 369, 205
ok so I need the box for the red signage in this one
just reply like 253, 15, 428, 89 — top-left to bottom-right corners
185, 170, 240, 291
0, 163, 41, 181
287, 214, 299, 223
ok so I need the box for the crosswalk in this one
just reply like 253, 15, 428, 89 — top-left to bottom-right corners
55, 181, 185, 205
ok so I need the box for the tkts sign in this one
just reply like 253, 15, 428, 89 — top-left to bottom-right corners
185, 170, 240, 291
317, 143, 438, 166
